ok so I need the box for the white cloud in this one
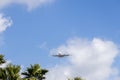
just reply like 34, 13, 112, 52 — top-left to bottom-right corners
0, 0, 13, 9
0, 60, 11, 68
114, 77, 120, 80
0, 13, 12, 33
0, 13, 12, 47
0, 0, 54, 11
46, 37, 119, 80
39, 42, 48, 50
17, 0, 53, 11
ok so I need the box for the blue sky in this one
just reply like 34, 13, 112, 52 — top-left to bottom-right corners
0, 0, 120, 80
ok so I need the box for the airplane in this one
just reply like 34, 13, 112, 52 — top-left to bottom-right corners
52, 53, 70, 58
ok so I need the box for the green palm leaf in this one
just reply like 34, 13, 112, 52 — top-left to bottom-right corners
22, 64, 48, 80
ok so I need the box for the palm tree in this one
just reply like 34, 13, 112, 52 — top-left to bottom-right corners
0, 64, 21, 80
0, 54, 6, 65
22, 64, 48, 80
22, 77, 37, 80
0, 54, 7, 80
6, 64, 21, 80
0, 68, 7, 80
74, 77, 83, 80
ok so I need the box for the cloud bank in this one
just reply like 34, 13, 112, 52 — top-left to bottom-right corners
0, 0, 53, 11
0, 13, 12, 47
0, 14, 12, 34
46, 38, 119, 80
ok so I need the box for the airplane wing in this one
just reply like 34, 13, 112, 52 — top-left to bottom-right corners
52, 54, 70, 57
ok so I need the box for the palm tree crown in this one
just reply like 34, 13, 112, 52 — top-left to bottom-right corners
0, 64, 21, 80
22, 64, 48, 80
0, 55, 6, 65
